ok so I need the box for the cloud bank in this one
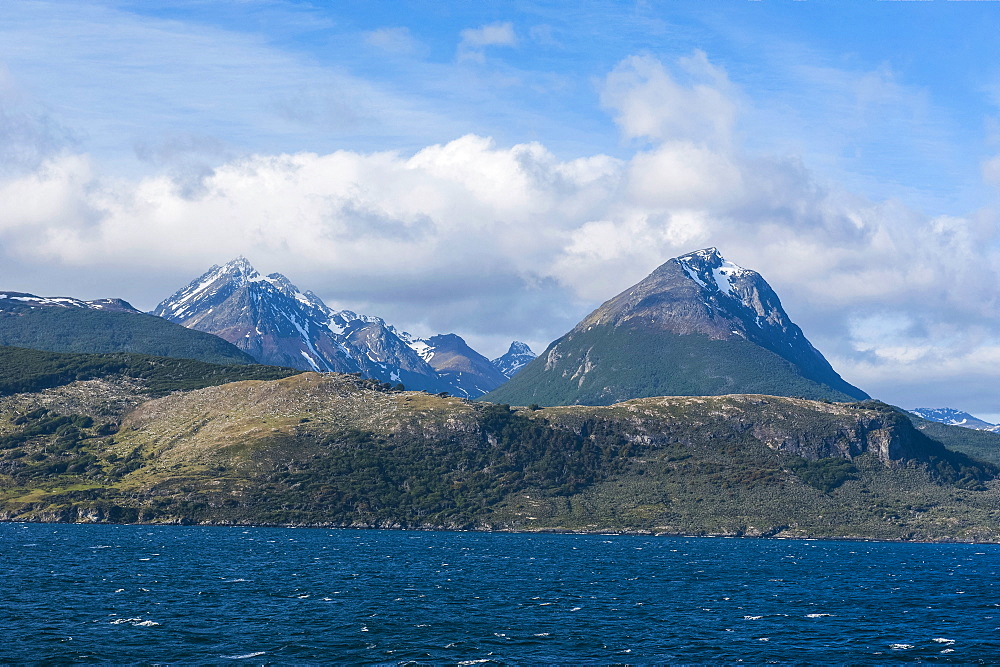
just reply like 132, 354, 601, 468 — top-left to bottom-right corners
2, 50, 999, 417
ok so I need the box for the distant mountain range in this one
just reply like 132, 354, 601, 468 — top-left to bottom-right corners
0, 249, 872, 405
151, 257, 534, 398
485, 248, 869, 406
909, 408, 1000, 432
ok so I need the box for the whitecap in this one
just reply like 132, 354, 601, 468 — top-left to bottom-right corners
570, 607, 582, 611
890, 643, 914, 650
744, 615, 763, 620
942, 648, 955, 654
134, 620, 159, 627
932, 638, 955, 645
805, 613, 832, 618
221, 651, 266, 659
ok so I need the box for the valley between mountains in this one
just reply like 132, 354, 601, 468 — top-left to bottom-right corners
2, 249, 1000, 540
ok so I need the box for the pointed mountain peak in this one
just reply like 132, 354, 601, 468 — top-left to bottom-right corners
677, 247, 724, 266
492, 340, 537, 378
674, 247, 751, 298
506, 341, 533, 355
219, 256, 260, 281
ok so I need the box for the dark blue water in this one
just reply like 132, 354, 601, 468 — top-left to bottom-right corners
2, 524, 999, 663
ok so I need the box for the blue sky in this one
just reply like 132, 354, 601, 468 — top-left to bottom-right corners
2, 0, 1000, 416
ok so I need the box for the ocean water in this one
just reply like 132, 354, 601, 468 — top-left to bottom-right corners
2, 523, 999, 663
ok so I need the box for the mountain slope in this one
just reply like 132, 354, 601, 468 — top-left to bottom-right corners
484, 248, 868, 406
0, 292, 256, 365
0, 345, 300, 397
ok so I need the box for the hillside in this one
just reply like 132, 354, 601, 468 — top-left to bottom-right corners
0, 345, 301, 397
909, 416, 1000, 465
0, 294, 255, 365
2, 371, 999, 541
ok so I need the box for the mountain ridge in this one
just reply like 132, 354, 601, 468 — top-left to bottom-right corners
152, 258, 525, 397
0, 291, 257, 365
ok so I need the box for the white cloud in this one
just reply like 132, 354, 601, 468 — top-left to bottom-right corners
600, 52, 738, 147
364, 27, 425, 57
983, 154, 1000, 190
458, 22, 517, 62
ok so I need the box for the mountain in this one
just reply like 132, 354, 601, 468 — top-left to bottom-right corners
1, 369, 997, 541
909, 408, 998, 431
405, 333, 510, 397
484, 248, 869, 406
492, 341, 536, 378
152, 258, 500, 396
0, 291, 256, 365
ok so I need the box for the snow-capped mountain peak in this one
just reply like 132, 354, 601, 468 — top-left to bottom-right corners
492, 341, 536, 378
676, 247, 754, 302
152, 258, 512, 397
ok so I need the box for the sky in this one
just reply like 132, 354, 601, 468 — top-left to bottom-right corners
2, 0, 1000, 418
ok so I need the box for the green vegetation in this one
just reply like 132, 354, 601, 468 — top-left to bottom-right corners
787, 457, 857, 492
0, 345, 300, 396
484, 325, 865, 407
2, 373, 1000, 542
0, 304, 255, 365
909, 416, 1000, 465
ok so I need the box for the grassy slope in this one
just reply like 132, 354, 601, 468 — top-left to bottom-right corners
484, 326, 861, 407
0, 306, 255, 365
2, 373, 1000, 541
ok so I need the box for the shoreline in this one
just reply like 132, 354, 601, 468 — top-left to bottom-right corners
2, 517, 995, 545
